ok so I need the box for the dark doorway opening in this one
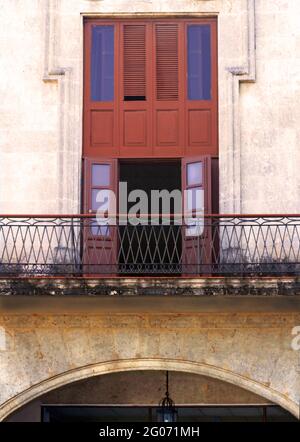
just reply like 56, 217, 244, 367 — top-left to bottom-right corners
119, 160, 181, 212
118, 160, 182, 275
42, 405, 297, 422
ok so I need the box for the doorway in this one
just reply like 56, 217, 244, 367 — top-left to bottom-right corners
83, 156, 211, 276
118, 160, 182, 275
119, 160, 181, 207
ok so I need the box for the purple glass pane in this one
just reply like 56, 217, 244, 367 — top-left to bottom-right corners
187, 25, 211, 100
186, 187, 204, 212
92, 164, 110, 187
91, 219, 110, 237
91, 26, 114, 101
187, 162, 203, 186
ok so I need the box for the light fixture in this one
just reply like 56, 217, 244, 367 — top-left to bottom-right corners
157, 371, 177, 422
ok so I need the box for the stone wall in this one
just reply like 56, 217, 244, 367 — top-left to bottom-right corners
0, 311, 299, 420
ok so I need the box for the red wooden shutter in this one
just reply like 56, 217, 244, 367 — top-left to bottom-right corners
153, 23, 184, 156
83, 158, 118, 276
83, 21, 119, 157
123, 25, 146, 99
156, 24, 178, 101
120, 23, 152, 155
182, 156, 212, 275
185, 20, 218, 156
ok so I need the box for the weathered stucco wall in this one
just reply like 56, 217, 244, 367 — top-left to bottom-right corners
240, 1, 300, 213
0, 1, 59, 213
0, 312, 299, 420
0, 0, 299, 214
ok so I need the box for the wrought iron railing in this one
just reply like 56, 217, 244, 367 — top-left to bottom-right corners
0, 215, 299, 277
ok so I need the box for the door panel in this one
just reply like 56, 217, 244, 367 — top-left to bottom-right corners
156, 110, 179, 146
123, 110, 147, 146
90, 110, 114, 147
83, 158, 118, 275
182, 156, 212, 275
188, 109, 212, 146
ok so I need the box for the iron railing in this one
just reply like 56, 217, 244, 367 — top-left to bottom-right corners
0, 215, 299, 277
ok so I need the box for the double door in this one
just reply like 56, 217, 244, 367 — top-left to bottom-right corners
82, 156, 212, 276
84, 18, 218, 158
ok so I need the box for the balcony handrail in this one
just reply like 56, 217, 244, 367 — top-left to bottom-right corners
0, 214, 300, 219
0, 214, 299, 277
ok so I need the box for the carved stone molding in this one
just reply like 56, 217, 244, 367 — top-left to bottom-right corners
43, 0, 79, 214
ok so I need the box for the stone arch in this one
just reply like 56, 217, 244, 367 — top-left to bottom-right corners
1, 358, 299, 421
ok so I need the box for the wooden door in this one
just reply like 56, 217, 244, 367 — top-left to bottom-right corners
119, 22, 153, 156
83, 158, 118, 275
152, 22, 185, 156
84, 18, 218, 158
84, 22, 119, 157
182, 156, 212, 275
184, 20, 218, 156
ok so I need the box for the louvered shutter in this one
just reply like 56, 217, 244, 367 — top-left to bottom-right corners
123, 25, 146, 100
120, 23, 151, 155
156, 24, 179, 101
153, 22, 184, 156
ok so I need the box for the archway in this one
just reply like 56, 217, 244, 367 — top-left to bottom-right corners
1, 358, 299, 421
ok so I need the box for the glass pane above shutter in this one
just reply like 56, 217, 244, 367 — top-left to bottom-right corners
187, 161, 203, 186
91, 26, 114, 101
187, 25, 211, 100
92, 164, 110, 187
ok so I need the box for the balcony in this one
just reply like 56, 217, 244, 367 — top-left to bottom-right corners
0, 214, 299, 278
